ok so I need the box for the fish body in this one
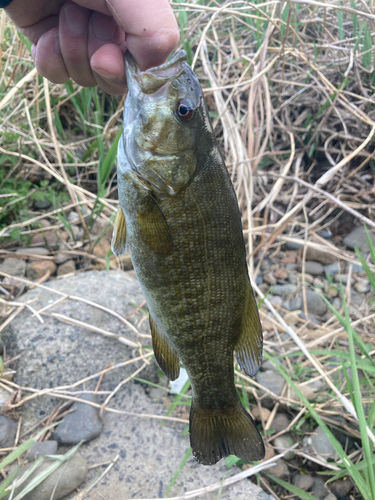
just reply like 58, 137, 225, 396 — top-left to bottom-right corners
112, 51, 265, 465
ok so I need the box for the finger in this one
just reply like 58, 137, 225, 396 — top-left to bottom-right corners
90, 44, 127, 95
106, 0, 179, 70
73, 0, 111, 16
18, 15, 59, 45
32, 27, 69, 84
59, 1, 96, 87
4, 0, 66, 28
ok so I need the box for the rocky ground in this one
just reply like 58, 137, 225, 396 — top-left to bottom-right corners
0, 220, 374, 499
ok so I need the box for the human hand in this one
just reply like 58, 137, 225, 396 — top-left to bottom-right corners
5, 0, 179, 95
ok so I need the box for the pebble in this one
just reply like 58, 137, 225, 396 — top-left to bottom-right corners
55, 252, 71, 265
271, 413, 291, 433
256, 370, 285, 398
270, 284, 297, 296
255, 275, 263, 285
269, 296, 283, 307
289, 297, 302, 310
0, 387, 11, 406
299, 290, 327, 316
258, 283, 269, 294
269, 459, 289, 478
252, 406, 271, 423
288, 273, 297, 284
332, 297, 342, 309
0, 415, 17, 448
283, 311, 301, 326
297, 272, 313, 284
0, 257, 25, 277
281, 255, 297, 264
351, 292, 363, 306
285, 241, 302, 251
57, 260, 76, 276
26, 260, 57, 280
289, 383, 317, 401
93, 239, 112, 257
298, 311, 321, 326
4, 453, 88, 500
311, 477, 329, 499
312, 277, 324, 287
310, 426, 337, 460
264, 273, 276, 285
324, 495, 336, 500
274, 269, 288, 280
15, 247, 49, 259
273, 434, 295, 460
331, 479, 353, 496
325, 284, 338, 297
68, 210, 80, 222
354, 279, 370, 293
343, 226, 375, 251
261, 359, 281, 371
297, 261, 324, 275
324, 262, 340, 277
317, 229, 332, 239
304, 246, 336, 265
148, 387, 166, 401
30, 231, 65, 248
285, 263, 297, 271
334, 274, 353, 285
346, 261, 364, 273
33, 196, 51, 210
263, 446, 275, 461
53, 393, 103, 444
25, 440, 58, 461
293, 473, 313, 491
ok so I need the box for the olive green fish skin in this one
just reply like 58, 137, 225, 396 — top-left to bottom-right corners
115, 50, 264, 464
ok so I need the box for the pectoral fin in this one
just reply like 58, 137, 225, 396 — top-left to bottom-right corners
235, 287, 263, 377
137, 194, 173, 255
150, 315, 180, 381
111, 207, 127, 257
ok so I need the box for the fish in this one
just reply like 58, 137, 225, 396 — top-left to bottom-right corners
112, 49, 265, 465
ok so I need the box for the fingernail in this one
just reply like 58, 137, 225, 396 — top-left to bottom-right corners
91, 13, 117, 41
93, 68, 118, 80
64, 5, 87, 36
53, 34, 61, 55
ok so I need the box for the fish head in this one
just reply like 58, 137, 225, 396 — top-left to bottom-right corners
121, 50, 206, 196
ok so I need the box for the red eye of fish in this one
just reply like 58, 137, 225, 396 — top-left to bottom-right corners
176, 99, 194, 120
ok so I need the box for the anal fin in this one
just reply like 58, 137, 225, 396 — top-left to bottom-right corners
235, 286, 263, 377
111, 207, 127, 257
150, 315, 180, 381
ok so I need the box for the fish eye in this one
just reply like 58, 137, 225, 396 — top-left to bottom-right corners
176, 99, 194, 120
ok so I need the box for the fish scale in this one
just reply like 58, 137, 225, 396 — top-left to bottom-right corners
112, 49, 265, 465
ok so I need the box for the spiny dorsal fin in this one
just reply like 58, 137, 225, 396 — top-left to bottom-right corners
190, 402, 265, 465
150, 315, 180, 381
235, 286, 263, 377
111, 207, 127, 257
137, 195, 173, 255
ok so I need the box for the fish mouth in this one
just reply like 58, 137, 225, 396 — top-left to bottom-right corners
125, 50, 187, 97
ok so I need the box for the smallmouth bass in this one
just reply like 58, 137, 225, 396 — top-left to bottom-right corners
112, 50, 265, 465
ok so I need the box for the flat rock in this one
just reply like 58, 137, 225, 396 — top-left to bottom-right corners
310, 426, 337, 460
304, 246, 336, 265
299, 290, 327, 316
271, 413, 291, 434
54, 393, 103, 444
324, 261, 340, 276
0, 257, 25, 276
15, 247, 50, 259
55, 252, 71, 264
270, 284, 297, 296
273, 434, 294, 460
4, 271, 271, 500
293, 473, 313, 491
3, 453, 88, 500
331, 479, 353, 496
57, 260, 76, 276
25, 440, 58, 461
0, 415, 17, 448
297, 261, 324, 275
26, 260, 57, 280
30, 231, 65, 248
343, 227, 375, 251
269, 459, 289, 478
311, 477, 329, 499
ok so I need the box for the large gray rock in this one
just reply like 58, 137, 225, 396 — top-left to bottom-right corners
343, 226, 375, 251
53, 393, 103, 444
3, 453, 88, 500
4, 271, 272, 500
0, 415, 17, 448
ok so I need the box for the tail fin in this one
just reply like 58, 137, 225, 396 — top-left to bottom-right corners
189, 402, 265, 465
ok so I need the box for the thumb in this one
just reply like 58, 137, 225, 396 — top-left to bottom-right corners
106, 0, 179, 70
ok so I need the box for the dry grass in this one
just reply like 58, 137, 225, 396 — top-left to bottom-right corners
0, 0, 375, 499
